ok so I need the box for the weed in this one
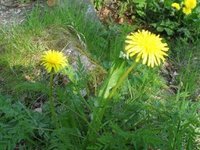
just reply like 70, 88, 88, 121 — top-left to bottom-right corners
0, 0, 199, 149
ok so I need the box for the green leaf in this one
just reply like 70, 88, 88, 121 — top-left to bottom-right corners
157, 26, 164, 32
164, 28, 174, 35
99, 61, 126, 99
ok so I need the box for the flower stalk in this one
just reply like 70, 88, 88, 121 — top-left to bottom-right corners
49, 72, 59, 128
86, 62, 136, 145
108, 62, 136, 99
41, 50, 68, 128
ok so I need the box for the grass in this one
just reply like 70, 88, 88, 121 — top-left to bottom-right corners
171, 39, 200, 101
0, 0, 199, 149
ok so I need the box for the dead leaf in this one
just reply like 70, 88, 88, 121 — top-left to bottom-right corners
47, 0, 57, 7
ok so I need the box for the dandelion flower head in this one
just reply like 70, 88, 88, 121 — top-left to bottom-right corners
125, 30, 169, 67
182, 0, 197, 15
184, 0, 197, 9
183, 7, 192, 14
171, 3, 181, 10
41, 50, 68, 73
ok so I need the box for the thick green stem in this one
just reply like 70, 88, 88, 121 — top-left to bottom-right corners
85, 62, 137, 146
108, 62, 136, 99
49, 72, 58, 128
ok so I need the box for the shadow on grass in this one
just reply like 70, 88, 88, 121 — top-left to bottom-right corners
0, 60, 49, 108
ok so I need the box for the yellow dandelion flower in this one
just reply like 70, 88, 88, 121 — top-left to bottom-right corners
125, 30, 169, 67
171, 3, 181, 10
184, 0, 197, 9
182, 7, 192, 15
41, 50, 68, 73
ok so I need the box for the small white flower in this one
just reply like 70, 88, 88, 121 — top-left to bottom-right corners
119, 51, 129, 60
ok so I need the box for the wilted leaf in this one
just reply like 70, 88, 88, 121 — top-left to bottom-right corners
47, 0, 57, 7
